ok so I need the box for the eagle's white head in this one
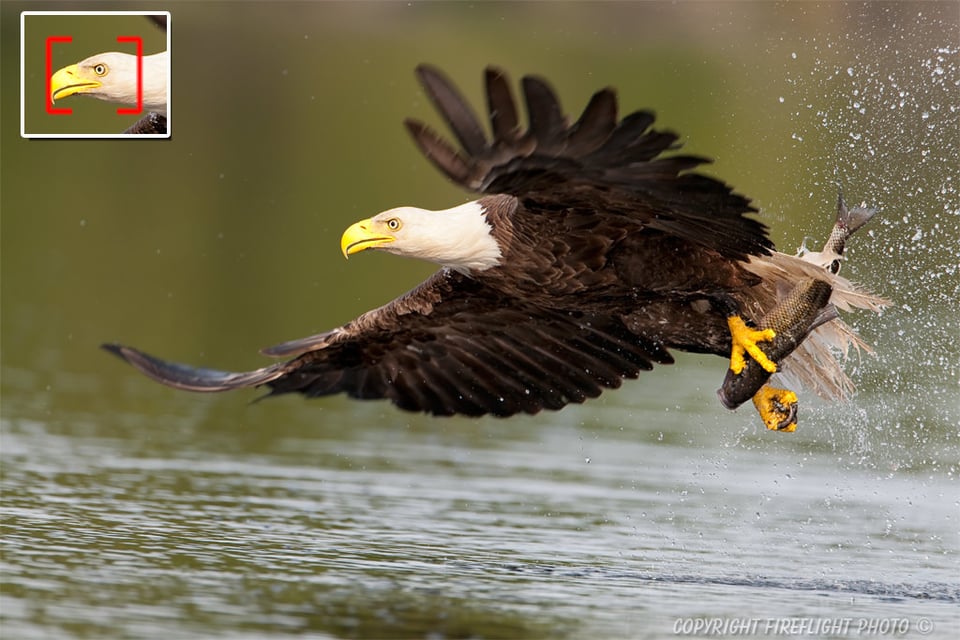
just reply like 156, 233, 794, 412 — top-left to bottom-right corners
49, 51, 169, 113
340, 200, 503, 274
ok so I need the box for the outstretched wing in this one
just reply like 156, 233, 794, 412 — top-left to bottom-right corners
405, 64, 772, 260
103, 270, 673, 417
124, 112, 167, 135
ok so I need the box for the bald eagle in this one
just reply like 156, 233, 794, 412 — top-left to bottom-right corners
49, 16, 168, 134
103, 65, 886, 431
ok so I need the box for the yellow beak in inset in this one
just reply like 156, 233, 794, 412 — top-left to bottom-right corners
49, 64, 102, 103
340, 218, 395, 258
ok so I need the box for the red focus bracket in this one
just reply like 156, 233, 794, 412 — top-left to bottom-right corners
115, 35, 143, 115
46, 35, 73, 115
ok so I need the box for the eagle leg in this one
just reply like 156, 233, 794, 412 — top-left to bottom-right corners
727, 316, 777, 375
751, 385, 799, 432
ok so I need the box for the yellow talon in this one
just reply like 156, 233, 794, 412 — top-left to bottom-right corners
752, 385, 799, 432
727, 316, 777, 375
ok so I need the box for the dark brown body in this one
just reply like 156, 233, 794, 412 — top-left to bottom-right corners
476, 193, 753, 357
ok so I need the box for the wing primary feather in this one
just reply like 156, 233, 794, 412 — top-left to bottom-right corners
404, 119, 475, 185
414, 64, 489, 156
586, 110, 657, 160
565, 88, 618, 156
147, 14, 167, 30
101, 343, 285, 392
485, 66, 521, 145
522, 75, 567, 151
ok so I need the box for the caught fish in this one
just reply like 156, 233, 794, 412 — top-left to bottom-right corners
718, 187, 881, 431
718, 278, 834, 411
798, 188, 877, 274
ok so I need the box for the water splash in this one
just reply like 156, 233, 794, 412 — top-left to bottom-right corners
779, 5, 959, 470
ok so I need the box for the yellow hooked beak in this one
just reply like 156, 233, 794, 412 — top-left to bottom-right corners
50, 64, 102, 103
340, 218, 395, 258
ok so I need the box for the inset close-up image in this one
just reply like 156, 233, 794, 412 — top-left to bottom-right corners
20, 11, 170, 138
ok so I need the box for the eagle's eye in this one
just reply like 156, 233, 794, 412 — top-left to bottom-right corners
93, 63, 108, 76
386, 218, 402, 231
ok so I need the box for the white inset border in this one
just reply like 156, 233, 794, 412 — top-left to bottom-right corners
20, 10, 172, 139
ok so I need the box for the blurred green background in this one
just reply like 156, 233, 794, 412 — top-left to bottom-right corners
3, 1, 957, 423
